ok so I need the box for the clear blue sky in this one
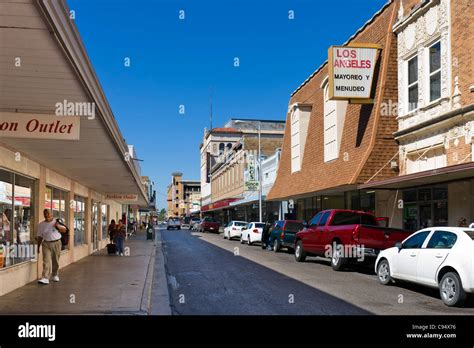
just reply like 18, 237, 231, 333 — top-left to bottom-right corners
68, 0, 388, 209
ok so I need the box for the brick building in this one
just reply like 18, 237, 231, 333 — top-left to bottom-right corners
360, 0, 474, 230
167, 172, 201, 218
267, 0, 402, 221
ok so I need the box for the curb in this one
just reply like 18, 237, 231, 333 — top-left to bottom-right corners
139, 231, 157, 314
149, 227, 172, 315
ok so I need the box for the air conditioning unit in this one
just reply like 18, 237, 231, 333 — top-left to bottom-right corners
390, 161, 399, 170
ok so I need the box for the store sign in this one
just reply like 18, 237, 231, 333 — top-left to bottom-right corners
0, 112, 80, 140
245, 154, 259, 191
105, 194, 138, 202
328, 45, 380, 101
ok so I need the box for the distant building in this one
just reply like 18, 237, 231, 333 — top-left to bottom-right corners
200, 119, 285, 223
167, 173, 201, 217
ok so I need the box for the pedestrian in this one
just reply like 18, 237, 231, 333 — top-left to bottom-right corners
37, 209, 67, 285
108, 219, 117, 243
458, 217, 468, 227
261, 222, 273, 250
115, 219, 126, 256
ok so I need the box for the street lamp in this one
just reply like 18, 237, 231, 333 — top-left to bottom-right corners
235, 120, 262, 222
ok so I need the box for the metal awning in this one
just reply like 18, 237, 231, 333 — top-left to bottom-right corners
359, 162, 474, 190
0, 0, 148, 206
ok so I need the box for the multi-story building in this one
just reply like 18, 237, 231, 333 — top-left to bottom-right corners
201, 119, 285, 223
167, 173, 201, 218
0, 0, 148, 295
360, 0, 474, 230
268, 0, 402, 222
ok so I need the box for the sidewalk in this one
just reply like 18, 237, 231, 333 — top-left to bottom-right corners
0, 228, 163, 315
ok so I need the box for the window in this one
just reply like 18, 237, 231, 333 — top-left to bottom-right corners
403, 231, 430, 249
285, 221, 304, 233
0, 170, 36, 267
101, 204, 108, 239
73, 195, 85, 246
426, 230, 457, 249
407, 56, 418, 111
331, 212, 377, 226
406, 147, 446, 174
45, 186, 69, 249
309, 212, 322, 226
290, 105, 311, 173
318, 211, 331, 226
429, 41, 441, 102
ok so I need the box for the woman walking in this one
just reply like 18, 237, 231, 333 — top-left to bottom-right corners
108, 219, 117, 243
115, 219, 126, 256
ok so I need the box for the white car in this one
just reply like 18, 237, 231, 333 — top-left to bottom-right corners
375, 227, 474, 307
224, 221, 248, 240
240, 222, 265, 245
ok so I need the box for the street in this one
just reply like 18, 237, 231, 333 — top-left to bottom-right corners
159, 228, 474, 315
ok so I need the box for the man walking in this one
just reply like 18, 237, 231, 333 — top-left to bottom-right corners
37, 209, 66, 285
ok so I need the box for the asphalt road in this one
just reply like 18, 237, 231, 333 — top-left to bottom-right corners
159, 228, 474, 315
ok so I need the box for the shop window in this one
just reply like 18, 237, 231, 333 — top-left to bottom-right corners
428, 41, 441, 102
73, 195, 86, 246
0, 170, 36, 268
407, 55, 418, 111
101, 204, 108, 239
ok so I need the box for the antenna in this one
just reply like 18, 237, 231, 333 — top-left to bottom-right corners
210, 86, 213, 130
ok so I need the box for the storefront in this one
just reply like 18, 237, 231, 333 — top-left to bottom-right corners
0, 0, 148, 296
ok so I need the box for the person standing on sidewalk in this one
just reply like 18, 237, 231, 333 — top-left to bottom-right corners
37, 209, 67, 285
108, 219, 117, 243
115, 219, 126, 256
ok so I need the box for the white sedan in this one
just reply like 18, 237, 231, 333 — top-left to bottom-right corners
375, 227, 474, 307
224, 221, 248, 240
240, 222, 265, 245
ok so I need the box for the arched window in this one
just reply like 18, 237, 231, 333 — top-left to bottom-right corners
219, 143, 225, 155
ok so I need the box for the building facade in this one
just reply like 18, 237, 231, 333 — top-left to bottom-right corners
202, 120, 285, 223
268, 0, 402, 222
167, 173, 201, 217
360, 0, 474, 230
0, 0, 148, 295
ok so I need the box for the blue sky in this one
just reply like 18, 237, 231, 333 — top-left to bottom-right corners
68, 0, 388, 209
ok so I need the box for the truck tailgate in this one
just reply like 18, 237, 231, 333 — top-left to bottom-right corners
358, 225, 412, 250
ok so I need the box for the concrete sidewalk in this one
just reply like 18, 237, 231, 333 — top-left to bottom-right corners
0, 228, 167, 315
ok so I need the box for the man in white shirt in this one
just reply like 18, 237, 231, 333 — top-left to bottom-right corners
37, 209, 66, 285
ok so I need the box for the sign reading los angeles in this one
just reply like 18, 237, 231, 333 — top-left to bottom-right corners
0, 112, 80, 140
328, 44, 380, 101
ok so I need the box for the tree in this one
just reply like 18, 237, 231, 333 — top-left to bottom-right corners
158, 208, 167, 221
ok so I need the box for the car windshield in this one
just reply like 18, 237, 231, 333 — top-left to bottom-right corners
464, 230, 474, 240
255, 223, 265, 228
285, 221, 304, 232
204, 218, 215, 222
235, 222, 247, 227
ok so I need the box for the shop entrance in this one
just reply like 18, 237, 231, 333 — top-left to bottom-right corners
92, 202, 99, 251
403, 186, 448, 231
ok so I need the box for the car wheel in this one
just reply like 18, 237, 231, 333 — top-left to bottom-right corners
439, 272, 467, 307
240, 235, 244, 244
331, 242, 348, 271
273, 239, 281, 252
247, 235, 252, 245
294, 240, 306, 262
377, 259, 392, 285
223, 231, 227, 239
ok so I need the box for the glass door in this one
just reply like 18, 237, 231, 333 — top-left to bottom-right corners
92, 202, 98, 251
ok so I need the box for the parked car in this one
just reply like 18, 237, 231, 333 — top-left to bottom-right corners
224, 221, 248, 240
190, 217, 201, 230
294, 209, 412, 271
199, 217, 220, 233
376, 227, 474, 307
240, 222, 265, 245
166, 218, 181, 230
268, 220, 305, 252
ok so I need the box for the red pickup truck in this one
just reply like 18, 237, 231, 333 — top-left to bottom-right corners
199, 217, 221, 233
294, 209, 412, 271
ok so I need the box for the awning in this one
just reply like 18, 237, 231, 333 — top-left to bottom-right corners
201, 198, 241, 212
359, 162, 474, 190
229, 192, 265, 207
